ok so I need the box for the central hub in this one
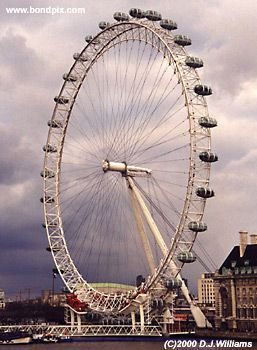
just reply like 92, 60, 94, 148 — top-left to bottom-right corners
102, 160, 152, 177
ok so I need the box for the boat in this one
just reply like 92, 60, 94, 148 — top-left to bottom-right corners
0, 331, 32, 344
32, 333, 59, 343
33, 333, 72, 343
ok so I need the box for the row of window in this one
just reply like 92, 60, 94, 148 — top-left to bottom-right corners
237, 287, 257, 296
236, 307, 257, 319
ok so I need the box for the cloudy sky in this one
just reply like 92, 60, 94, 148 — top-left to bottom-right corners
1, 0, 257, 299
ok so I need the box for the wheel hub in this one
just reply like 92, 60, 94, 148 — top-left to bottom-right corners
102, 160, 152, 177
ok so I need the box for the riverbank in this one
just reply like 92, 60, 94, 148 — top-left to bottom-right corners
196, 328, 257, 341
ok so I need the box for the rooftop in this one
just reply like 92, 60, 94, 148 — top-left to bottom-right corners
218, 244, 257, 275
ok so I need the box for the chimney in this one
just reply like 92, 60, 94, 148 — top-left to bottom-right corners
250, 234, 257, 245
239, 230, 248, 257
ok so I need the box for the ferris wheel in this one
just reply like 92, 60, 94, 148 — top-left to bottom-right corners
42, 8, 217, 327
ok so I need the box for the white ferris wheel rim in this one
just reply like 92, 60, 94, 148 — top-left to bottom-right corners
42, 15, 213, 313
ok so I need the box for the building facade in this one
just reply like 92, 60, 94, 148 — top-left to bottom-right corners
213, 231, 257, 331
198, 272, 215, 307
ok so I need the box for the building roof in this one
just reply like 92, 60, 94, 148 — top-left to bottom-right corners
219, 244, 257, 274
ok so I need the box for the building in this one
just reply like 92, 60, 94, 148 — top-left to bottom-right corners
213, 230, 257, 331
41, 289, 66, 306
197, 273, 216, 326
198, 272, 215, 307
0, 289, 5, 309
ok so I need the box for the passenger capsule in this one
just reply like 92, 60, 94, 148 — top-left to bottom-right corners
40, 196, 55, 204
174, 34, 191, 46
151, 298, 165, 309
46, 246, 60, 253
185, 56, 204, 68
196, 187, 215, 198
40, 169, 55, 178
199, 151, 218, 163
129, 8, 145, 18
194, 84, 212, 96
113, 12, 129, 22
165, 278, 182, 290
188, 221, 207, 232
43, 144, 57, 153
85, 35, 100, 44
48, 120, 63, 128
54, 96, 69, 104
198, 117, 217, 128
73, 52, 89, 62
63, 73, 78, 82
47, 220, 59, 227
145, 10, 162, 21
43, 222, 58, 228
99, 21, 111, 30
177, 252, 196, 263
160, 19, 177, 30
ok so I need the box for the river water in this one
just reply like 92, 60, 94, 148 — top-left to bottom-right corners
1, 338, 257, 350
0, 341, 162, 350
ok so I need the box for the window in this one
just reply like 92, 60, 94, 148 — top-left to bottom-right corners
244, 260, 250, 266
231, 260, 237, 268
241, 308, 246, 318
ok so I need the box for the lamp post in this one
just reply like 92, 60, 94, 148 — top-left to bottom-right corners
52, 268, 58, 305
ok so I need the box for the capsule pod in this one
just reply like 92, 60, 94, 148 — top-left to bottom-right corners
48, 120, 63, 128
165, 278, 182, 290
46, 220, 59, 227
85, 35, 94, 43
54, 96, 69, 104
46, 246, 61, 253
40, 169, 55, 178
113, 12, 129, 21
194, 85, 212, 96
188, 221, 207, 232
145, 10, 162, 21
99, 21, 111, 30
196, 187, 215, 198
43, 144, 57, 153
129, 8, 145, 18
85, 35, 100, 44
43, 221, 58, 228
185, 56, 203, 68
73, 52, 89, 62
40, 196, 55, 204
151, 298, 165, 309
177, 252, 196, 263
174, 34, 191, 46
199, 151, 218, 163
198, 117, 217, 128
160, 19, 177, 30
63, 73, 78, 82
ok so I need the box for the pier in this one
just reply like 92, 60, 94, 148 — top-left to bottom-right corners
0, 324, 162, 338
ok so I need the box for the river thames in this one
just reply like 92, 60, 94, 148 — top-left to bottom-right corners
1, 339, 257, 350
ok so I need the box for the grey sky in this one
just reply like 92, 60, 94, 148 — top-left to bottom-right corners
0, 0, 257, 297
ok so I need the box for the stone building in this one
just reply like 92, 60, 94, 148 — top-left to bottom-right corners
213, 230, 257, 331
198, 272, 215, 307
